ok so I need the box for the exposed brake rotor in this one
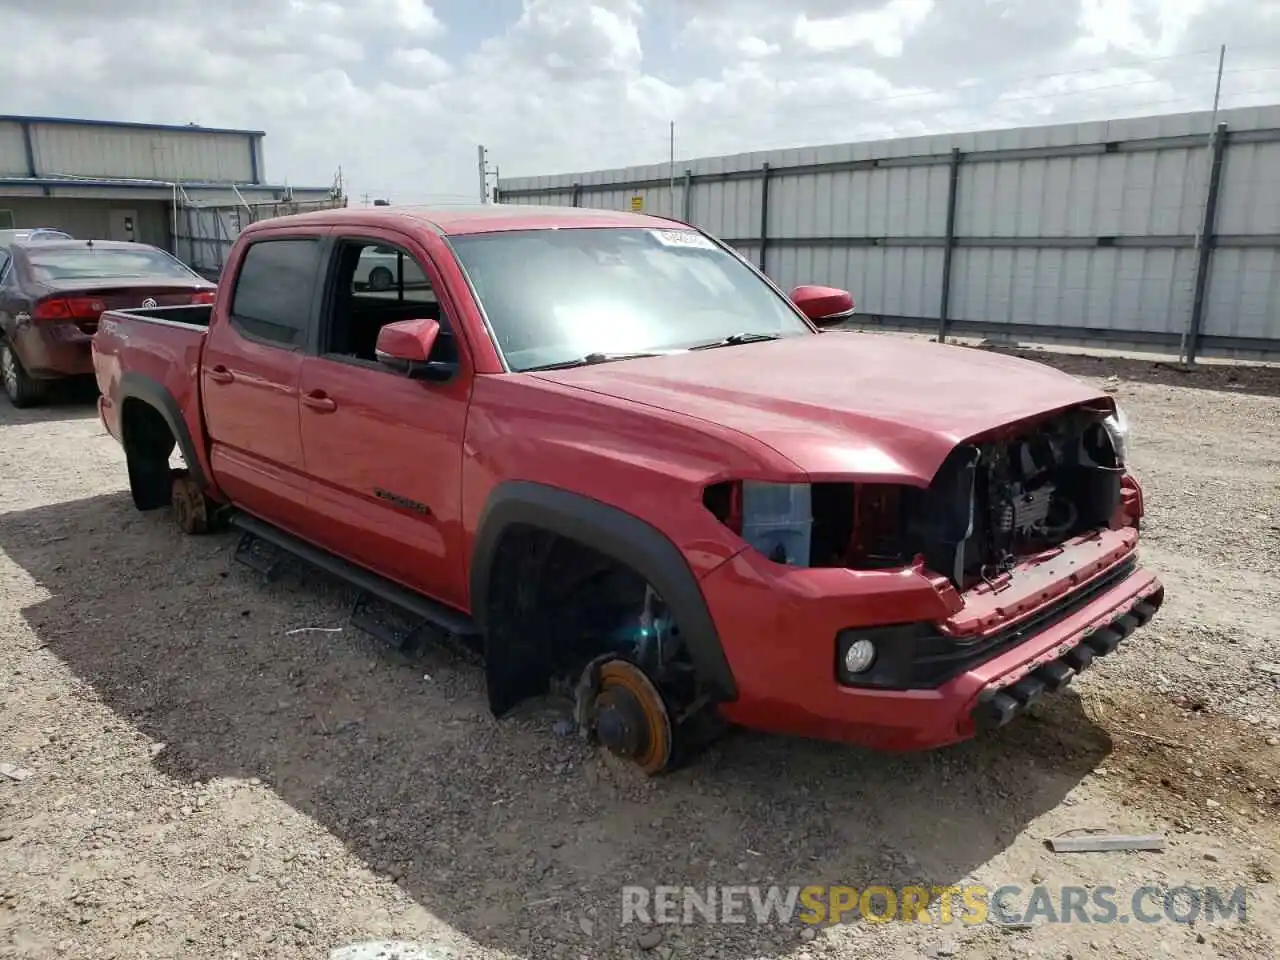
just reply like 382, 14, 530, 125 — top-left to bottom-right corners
171, 472, 209, 535
591, 659, 672, 776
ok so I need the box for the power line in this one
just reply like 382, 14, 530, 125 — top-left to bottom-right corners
495, 84, 1280, 181
492, 47, 1279, 160
649, 68, 1235, 145
516, 87, 1223, 162
518, 70, 1278, 165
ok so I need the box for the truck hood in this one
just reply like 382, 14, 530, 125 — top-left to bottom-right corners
527, 333, 1110, 485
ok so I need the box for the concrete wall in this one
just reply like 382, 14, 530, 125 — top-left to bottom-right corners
0, 196, 170, 246
498, 104, 1280, 359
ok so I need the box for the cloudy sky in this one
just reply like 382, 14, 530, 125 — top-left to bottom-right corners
2, 0, 1278, 203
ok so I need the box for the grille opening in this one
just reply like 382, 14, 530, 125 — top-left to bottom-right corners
811, 482, 908, 569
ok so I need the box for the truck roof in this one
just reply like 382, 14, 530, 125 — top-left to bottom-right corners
247, 203, 688, 237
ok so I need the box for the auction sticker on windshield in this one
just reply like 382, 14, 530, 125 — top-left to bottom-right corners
650, 230, 716, 250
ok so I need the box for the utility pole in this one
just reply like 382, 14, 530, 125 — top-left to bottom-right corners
477, 147, 501, 204
1179, 43, 1227, 366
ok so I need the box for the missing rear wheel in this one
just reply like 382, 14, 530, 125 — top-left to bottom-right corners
172, 472, 211, 535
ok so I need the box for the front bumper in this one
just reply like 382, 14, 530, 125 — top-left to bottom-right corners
703, 531, 1162, 751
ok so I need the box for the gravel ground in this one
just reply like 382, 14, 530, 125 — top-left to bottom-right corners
1, 350, 1278, 960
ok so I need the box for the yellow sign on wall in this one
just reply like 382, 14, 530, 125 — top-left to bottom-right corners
630, 195, 643, 211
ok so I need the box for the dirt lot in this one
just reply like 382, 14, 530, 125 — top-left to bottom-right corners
1, 350, 1278, 960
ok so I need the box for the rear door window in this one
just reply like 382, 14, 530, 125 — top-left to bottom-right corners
230, 238, 323, 348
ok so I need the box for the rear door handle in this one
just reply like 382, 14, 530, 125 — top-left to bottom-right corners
302, 390, 337, 413
208, 365, 234, 384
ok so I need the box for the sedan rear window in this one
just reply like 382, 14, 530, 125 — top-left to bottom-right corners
26, 247, 198, 282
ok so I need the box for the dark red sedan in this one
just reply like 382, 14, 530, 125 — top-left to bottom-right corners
1, 238, 215, 407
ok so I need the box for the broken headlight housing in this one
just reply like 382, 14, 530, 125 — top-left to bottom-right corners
702, 480, 813, 567
1102, 404, 1130, 465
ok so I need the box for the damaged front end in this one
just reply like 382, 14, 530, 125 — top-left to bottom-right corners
701, 400, 1158, 723
704, 401, 1140, 585
855, 400, 1136, 591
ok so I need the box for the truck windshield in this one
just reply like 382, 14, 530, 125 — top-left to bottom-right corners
26, 247, 197, 282
447, 227, 813, 371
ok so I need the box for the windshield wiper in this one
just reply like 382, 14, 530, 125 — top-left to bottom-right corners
523, 351, 666, 372
687, 332, 782, 351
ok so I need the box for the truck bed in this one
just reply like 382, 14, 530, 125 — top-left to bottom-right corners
93, 305, 211, 446
103, 303, 213, 328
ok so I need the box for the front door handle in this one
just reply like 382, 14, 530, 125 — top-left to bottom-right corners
208, 365, 234, 384
302, 390, 337, 413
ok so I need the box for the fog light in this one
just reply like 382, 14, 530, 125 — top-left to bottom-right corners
842, 637, 876, 674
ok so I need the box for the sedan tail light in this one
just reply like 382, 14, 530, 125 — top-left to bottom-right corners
32, 296, 107, 321
190, 290, 216, 305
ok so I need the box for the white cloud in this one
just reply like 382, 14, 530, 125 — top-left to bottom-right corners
737, 36, 780, 58
793, 0, 934, 56
365, 0, 445, 37
0, 0, 1276, 205
390, 47, 452, 82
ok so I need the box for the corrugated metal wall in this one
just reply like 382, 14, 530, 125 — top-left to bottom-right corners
498, 105, 1280, 359
0, 121, 30, 178
30, 125, 255, 182
0, 119, 258, 183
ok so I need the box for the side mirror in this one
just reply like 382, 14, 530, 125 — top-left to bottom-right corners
375, 318, 454, 381
790, 285, 855, 327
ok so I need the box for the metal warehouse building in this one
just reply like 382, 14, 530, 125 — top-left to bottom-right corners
498, 104, 1280, 362
0, 114, 341, 275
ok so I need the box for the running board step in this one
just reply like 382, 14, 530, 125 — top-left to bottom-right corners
349, 591, 484, 662
228, 512, 480, 639
233, 530, 286, 580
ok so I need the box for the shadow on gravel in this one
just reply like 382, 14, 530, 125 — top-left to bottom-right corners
1, 492, 1112, 959
0, 380, 100, 426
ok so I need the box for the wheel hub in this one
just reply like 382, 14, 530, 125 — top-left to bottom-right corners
595, 688, 648, 757
591, 659, 672, 775
171, 473, 209, 534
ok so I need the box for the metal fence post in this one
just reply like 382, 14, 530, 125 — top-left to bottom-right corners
758, 162, 771, 273
1186, 122, 1228, 365
938, 147, 962, 342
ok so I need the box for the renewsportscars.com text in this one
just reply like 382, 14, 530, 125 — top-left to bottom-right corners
620, 884, 1248, 927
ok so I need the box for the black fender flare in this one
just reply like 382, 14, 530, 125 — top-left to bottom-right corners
469, 480, 738, 704
118, 372, 207, 489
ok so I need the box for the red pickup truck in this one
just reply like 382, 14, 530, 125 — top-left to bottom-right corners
92, 205, 1162, 774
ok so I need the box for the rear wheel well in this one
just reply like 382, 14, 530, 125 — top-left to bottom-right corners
122, 398, 176, 457
121, 397, 176, 510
